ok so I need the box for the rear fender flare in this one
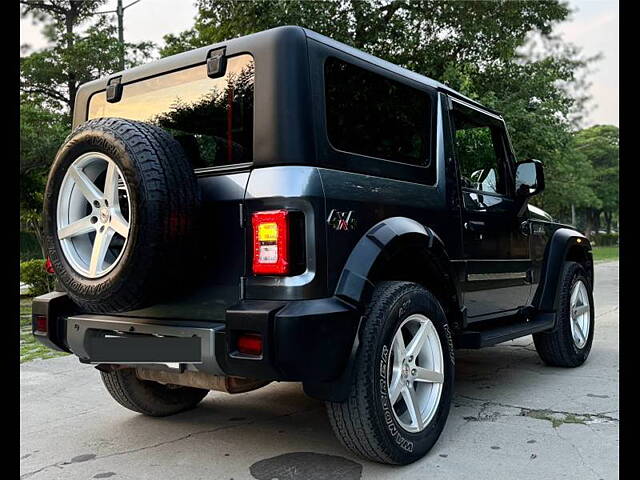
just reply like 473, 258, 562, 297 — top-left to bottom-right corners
335, 217, 458, 308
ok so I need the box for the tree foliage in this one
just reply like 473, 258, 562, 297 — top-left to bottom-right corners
575, 125, 619, 234
20, 0, 154, 117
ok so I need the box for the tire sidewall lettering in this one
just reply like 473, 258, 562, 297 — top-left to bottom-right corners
374, 287, 455, 457
379, 344, 414, 453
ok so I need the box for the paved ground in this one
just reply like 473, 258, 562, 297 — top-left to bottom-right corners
20, 262, 619, 480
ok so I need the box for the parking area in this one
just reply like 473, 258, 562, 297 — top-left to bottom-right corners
20, 261, 618, 480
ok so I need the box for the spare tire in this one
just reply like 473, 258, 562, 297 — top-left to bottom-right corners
43, 118, 200, 313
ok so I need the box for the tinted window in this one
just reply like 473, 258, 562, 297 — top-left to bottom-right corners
452, 106, 507, 195
88, 54, 254, 168
324, 57, 431, 166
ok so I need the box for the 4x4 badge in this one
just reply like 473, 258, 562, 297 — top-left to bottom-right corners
327, 209, 356, 231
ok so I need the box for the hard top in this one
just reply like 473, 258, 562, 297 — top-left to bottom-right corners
74, 26, 500, 128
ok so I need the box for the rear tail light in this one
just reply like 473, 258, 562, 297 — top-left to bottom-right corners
236, 333, 263, 356
32, 314, 48, 335
252, 210, 289, 275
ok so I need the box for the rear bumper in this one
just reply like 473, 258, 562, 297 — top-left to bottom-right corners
32, 293, 360, 382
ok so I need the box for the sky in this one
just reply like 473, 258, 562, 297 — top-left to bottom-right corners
20, 0, 619, 127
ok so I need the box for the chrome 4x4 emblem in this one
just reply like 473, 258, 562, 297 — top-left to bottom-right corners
327, 209, 356, 231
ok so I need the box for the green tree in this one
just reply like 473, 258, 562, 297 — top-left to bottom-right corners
20, 0, 153, 118
573, 125, 619, 235
20, 98, 69, 257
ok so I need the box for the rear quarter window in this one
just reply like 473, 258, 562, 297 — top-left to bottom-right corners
88, 54, 255, 170
324, 57, 431, 167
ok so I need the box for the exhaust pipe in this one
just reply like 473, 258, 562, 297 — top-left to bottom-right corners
134, 368, 270, 394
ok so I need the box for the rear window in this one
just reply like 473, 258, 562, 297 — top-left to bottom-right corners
88, 54, 255, 169
324, 57, 431, 166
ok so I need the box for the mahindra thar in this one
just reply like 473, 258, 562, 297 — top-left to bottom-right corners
32, 26, 594, 465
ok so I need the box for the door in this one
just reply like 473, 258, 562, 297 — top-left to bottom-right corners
449, 99, 531, 319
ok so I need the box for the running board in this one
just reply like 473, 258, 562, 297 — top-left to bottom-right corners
455, 313, 555, 349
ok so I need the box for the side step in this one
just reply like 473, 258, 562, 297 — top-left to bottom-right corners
455, 313, 555, 349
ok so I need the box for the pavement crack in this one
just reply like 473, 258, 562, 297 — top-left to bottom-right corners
554, 427, 602, 478
596, 305, 619, 318
455, 394, 619, 426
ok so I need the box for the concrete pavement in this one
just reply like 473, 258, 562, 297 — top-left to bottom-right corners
20, 261, 619, 480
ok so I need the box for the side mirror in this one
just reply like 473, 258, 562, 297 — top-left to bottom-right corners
515, 159, 545, 198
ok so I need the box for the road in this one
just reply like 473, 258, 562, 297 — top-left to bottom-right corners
20, 261, 619, 480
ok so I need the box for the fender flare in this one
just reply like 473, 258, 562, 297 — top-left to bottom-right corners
534, 227, 593, 313
335, 216, 459, 308
304, 217, 459, 402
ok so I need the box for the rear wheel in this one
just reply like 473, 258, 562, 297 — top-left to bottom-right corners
100, 368, 208, 417
533, 261, 594, 367
326, 281, 454, 465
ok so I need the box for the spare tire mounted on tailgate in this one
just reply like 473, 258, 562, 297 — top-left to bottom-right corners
43, 118, 200, 313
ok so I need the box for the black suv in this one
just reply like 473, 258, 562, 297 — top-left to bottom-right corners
33, 26, 595, 465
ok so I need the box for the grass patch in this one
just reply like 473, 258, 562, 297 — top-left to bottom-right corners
592, 245, 619, 263
20, 296, 68, 363
524, 409, 587, 428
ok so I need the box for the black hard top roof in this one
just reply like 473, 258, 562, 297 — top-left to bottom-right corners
74, 25, 500, 127
302, 28, 500, 116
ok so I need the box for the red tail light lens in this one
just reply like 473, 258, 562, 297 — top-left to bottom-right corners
252, 210, 289, 275
236, 333, 263, 356
33, 314, 48, 334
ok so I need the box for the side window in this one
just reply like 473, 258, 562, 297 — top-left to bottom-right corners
324, 57, 431, 167
452, 103, 509, 195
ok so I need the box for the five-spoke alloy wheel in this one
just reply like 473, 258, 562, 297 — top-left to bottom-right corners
569, 280, 590, 349
56, 152, 131, 278
387, 314, 444, 433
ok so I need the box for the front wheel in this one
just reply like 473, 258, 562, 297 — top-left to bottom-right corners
326, 281, 455, 465
533, 261, 595, 367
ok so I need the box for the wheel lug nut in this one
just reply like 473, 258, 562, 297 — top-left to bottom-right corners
411, 369, 416, 376
93, 200, 100, 208
407, 355, 413, 362
90, 216, 98, 224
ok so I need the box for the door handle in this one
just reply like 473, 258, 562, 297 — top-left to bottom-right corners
464, 220, 486, 233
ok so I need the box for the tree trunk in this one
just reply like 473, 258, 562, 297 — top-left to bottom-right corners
571, 204, 576, 226
27, 217, 46, 259
350, 0, 367, 48
604, 211, 612, 234
66, 2, 79, 119
583, 208, 594, 239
